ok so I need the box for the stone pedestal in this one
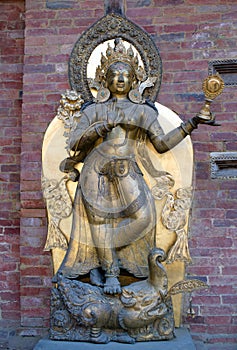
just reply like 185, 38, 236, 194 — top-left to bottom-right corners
33, 328, 195, 350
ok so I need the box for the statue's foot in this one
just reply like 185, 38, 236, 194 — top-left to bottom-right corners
90, 268, 104, 287
90, 327, 109, 344
104, 276, 121, 295
113, 334, 135, 344
91, 331, 110, 344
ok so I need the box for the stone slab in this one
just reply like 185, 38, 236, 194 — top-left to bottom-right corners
33, 328, 195, 350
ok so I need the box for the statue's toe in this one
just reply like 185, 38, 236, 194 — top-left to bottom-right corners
104, 276, 121, 295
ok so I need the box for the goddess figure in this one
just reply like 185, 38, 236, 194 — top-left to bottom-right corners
57, 39, 211, 295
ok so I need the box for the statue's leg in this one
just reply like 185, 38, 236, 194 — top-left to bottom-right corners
113, 201, 155, 248
85, 210, 122, 294
90, 268, 104, 287
94, 246, 122, 295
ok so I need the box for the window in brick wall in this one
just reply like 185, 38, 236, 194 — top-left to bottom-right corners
210, 152, 237, 179
209, 59, 237, 86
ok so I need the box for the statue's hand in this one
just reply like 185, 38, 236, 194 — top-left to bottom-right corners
192, 114, 220, 126
59, 157, 80, 181
68, 169, 80, 182
107, 102, 125, 126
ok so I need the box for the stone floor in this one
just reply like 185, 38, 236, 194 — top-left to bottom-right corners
0, 335, 40, 350
1, 334, 237, 350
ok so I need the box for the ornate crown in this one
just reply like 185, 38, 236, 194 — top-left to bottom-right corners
95, 38, 146, 83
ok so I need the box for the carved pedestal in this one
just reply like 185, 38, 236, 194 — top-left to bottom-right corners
49, 249, 174, 344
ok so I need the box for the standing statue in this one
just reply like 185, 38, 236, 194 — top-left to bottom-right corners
41, 13, 224, 344
58, 39, 209, 294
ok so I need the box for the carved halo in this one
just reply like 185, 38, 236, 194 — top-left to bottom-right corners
69, 13, 162, 103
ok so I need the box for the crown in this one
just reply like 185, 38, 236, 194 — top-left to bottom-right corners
95, 38, 146, 83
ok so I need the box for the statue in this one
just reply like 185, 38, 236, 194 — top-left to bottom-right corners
41, 13, 224, 344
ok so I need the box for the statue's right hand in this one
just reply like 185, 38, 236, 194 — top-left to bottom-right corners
107, 103, 125, 126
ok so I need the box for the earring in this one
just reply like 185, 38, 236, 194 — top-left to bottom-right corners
95, 85, 110, 103
128, 88, 143, 104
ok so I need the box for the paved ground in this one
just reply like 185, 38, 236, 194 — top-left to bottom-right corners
0, 336, 40, 350
1, 336, 237, 350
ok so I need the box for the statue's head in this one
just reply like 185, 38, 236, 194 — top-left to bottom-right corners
106, 61, 135, 96
95, 38, 146, 86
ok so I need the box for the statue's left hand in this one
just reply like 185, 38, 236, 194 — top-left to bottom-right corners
192, 114, 220, 126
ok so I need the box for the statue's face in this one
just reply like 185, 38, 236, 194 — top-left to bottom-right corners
106, 62, 135, 96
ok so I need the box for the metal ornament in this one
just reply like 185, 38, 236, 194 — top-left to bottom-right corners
95, 86, 110, 103
203, 74, 225, 100
197, 74, 224, 122
128, 88, 143, 103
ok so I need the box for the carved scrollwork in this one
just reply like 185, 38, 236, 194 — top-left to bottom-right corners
168, 279, 208, 296
42, 176, 72, 251
51, 309, 73, 332
155, 316, 174, 337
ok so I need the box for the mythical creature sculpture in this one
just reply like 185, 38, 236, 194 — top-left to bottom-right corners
50, 249, 174, 343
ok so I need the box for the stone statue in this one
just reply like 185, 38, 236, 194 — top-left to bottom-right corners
41, 13, 224, 344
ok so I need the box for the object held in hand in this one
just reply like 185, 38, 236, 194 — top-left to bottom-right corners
197, 74, 224, 123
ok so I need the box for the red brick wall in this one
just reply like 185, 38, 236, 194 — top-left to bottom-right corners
3, 0, 237, 347
0, 0, 25, 332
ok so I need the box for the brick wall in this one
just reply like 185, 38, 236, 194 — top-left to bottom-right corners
2, 0, 237, 348
0, 0, 25, 335
20, 0, 105, 337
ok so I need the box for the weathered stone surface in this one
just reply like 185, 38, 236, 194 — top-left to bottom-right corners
34, 328, 195, 350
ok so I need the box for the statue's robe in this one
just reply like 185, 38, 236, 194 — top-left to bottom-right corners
59, 99, 165, 278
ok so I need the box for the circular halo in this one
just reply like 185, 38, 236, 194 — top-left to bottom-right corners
69, 13, 162, 103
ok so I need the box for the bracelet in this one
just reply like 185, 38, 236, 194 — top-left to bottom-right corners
180, 118, 198, 135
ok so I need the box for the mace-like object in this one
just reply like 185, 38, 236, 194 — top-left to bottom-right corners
197, 74, 225, 125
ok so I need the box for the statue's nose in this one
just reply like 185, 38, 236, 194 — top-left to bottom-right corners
118, 73, 124, 82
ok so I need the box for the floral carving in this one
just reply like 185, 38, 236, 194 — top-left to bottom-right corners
42, 176, 72, 251
56, 90, 84, 153
161, 187, 193, 264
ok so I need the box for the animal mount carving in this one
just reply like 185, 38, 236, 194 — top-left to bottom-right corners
50, 249, 174, 343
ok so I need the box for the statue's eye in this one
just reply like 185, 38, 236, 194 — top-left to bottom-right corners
141, 296, 152, 306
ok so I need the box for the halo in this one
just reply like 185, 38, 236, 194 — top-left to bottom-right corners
69, 13, 162, 103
